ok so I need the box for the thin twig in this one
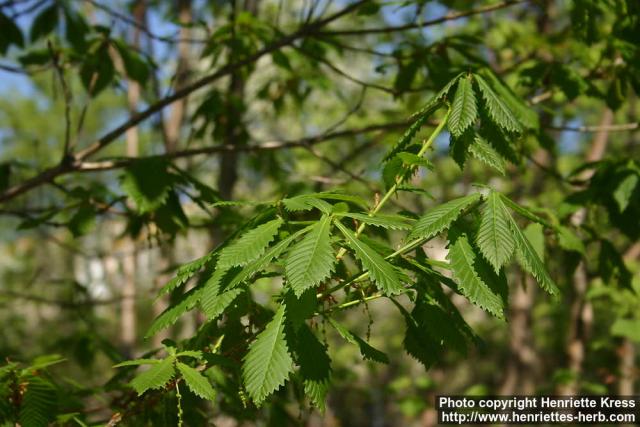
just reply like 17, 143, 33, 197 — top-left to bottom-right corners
0, 0, 369, 204
316, 0, 526, 36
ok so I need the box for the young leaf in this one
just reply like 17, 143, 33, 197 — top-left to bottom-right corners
176, 362, 216, 401
217, 218, 283, 269
226, 226, 311, 291
409, 193, 481, 241
30, 4, 58, 42
19, 376, 56, 427
447, 233, 505, 318
285, 215, 335, 297
476, 191, 515, 273
242, 305, 294, 405
468, 135, 506, 175
335, 221, 404, 295
129, 357, 176, 395
337, 212, 413, 230
474, 74, 522, 133
504, 206, 559, 295
448, 76, 477, 137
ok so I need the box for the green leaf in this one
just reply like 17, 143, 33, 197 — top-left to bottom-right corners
242, 305, 294, 405
176, 362, 216, 401
129, 357, 176, 396
329, 319, 389, 364
613, 173, 638, 212
68, 204, 96, 237
201, 286, 244, 321
0, 12, 24, 54
19, 376, 56, 427
474, 74, 522, 133
383, 101, 440, 162
476, 191, 515, 273
505, 209, 559, 295
468, 135, 506, 175
480, 70, 539, 129
557, 226, 585, 254
285, 215, 335, 297
30, 4, 58, 42
409, 193, 481, 241
113, 39, 150, 84
337, 212, 412, 230
157, 253, 214, 297
396, 152, 434, 169
447, 233, 505, 318
226, 226, 310, 291
611, 319, 640, 342
80, 44, 115, 96
217, 218, 283, 269
282, 194, 333, 213
120, 158, 174, 213
145, 287, 204, 338
113, 359, 161, 368
296, 326, 331, 411
335, 221, 404, 295
448, 76, 477, 137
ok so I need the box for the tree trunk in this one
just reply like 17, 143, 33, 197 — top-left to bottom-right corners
558, 108, 613, 395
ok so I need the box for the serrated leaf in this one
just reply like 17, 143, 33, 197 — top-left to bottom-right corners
504, 207, 559, 295
285, 215, 335, 297
113, 359, 161, 368
448, 76, 477, 137
282, 194, 332, 213
384, 101, 440, 162
225, 226, 310, 291
242, 305, 294, 405
297, 325, 331, 411
476, 191, 515, 273
337, 212, 412, 230
201, 286, 244, 321
145, 287, 204, 338
499, 194, 552, 228
409, 193, 481, 241
19, 376, 56, 427
480, 70, 539, 129
468, 135, 506, 175
129, 357, 176, 395
396, 152, 434, 169
447, 233, 505, 318
474, 74, 522, 133
217, 218, 283, 269
177, 362, 216, 401
335, 221, 404, 295
157, 253, 214, 297
329, 319, 389, 364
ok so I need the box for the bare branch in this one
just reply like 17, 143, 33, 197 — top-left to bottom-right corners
316, 0, 526, 37
0, 0, 369, 204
